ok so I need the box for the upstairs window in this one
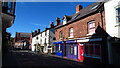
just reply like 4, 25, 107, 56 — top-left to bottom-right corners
116, 7, 120, 23
41, 34, 42, 37
69, 28, 74, 37
45, 31, 47, 36
88, 21, 95, 34
59, 31, 62, 39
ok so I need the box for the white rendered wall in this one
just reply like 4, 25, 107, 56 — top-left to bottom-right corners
31, 37, 36, 51
104, 0, 120, 38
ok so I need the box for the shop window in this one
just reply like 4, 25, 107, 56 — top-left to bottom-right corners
84, 43, 101, 58
95, 44, 101, 57
68, 44, 74, 55
57, 44, 62, 53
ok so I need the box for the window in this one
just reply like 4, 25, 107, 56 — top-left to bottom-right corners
41, 34, 42, 37
56, 44, 62, 52
68, 44, 74, 55
36, 37, 38, 40
88, 21, 95, 34
45, 38, 46, 43
69, 28, 74, 37
84, 43, 101, 58
59, 31, 62, 39
45, 32, 47, 36
116, 7, 120, 23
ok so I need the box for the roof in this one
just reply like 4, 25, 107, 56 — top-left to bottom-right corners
55, 2, 104, 29
16, 32, 31, 38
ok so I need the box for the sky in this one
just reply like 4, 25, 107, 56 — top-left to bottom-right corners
7, 2, 94, 37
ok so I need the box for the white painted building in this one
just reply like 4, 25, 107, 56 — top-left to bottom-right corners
32, 23, 55, 54
104, 0, 120, 65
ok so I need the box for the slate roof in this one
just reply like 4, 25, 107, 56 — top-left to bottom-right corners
55, 2, 104, 29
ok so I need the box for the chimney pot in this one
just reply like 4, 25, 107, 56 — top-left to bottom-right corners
76, 4, 83, 13
38, 29, 40, 33
56, 17, 60, 26
50, 22, 54, 28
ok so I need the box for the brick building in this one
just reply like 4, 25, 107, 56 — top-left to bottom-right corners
14, 32, 31, 49
54, 2, 109, 64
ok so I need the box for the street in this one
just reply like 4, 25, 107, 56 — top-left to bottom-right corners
2, 50, 87, 68
2, 50, 116, 68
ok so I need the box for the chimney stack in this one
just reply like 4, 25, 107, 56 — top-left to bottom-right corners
50, 22, 54, 28
76, 4, 83, 13
38, 29, 40, 33
56, 17, 60, 26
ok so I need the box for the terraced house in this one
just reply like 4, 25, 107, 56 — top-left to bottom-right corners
32, 22, 56, 54
54, 2, 108, 64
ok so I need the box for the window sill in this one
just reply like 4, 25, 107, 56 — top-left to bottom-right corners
86, 33, 96, 36
84, 55, 101, 59
68, 36, 74, 39
115, 23, 120, 27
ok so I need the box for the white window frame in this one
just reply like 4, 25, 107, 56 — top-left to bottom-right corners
87, 21, 95, 35
69, 27, 74, 38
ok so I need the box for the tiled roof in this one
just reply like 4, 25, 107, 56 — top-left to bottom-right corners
17, 32, 31, 38
55, 2, 104, 29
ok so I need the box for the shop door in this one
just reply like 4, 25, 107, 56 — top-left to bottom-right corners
78, 43, 84, 61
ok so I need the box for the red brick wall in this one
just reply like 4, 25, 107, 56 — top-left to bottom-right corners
55, 11, 105, 41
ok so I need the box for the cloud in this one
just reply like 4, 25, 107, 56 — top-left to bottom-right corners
31, 23, 48, 27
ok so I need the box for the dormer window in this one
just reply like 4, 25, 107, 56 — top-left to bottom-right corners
63, 16, 67, 25
63, 19, 67, 25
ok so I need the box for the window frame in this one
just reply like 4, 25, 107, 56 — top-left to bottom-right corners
84, 43, 101, 59
69, 27, 74, 37
87, 21, 95, 34
59, 31, 63, 39
116, 5, 120, 24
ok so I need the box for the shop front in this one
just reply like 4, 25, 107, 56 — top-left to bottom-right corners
77, 38, 103, 64
53, 41, 65, 57
66, 40, 78, 60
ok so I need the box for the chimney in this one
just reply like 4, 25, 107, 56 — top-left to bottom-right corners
32, 32, 33, 36
50, 22, 54, 28
35, 30, 37, 35
38, 29, 40, 33
76, 4, 83, 13
56, 17, 60, 26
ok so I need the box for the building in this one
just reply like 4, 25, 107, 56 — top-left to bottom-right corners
54, 2, 108, 64
14, 32, 31, 50
32, 22, 56, 54
0, 0, 16, 67
104, 0, 120, 65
